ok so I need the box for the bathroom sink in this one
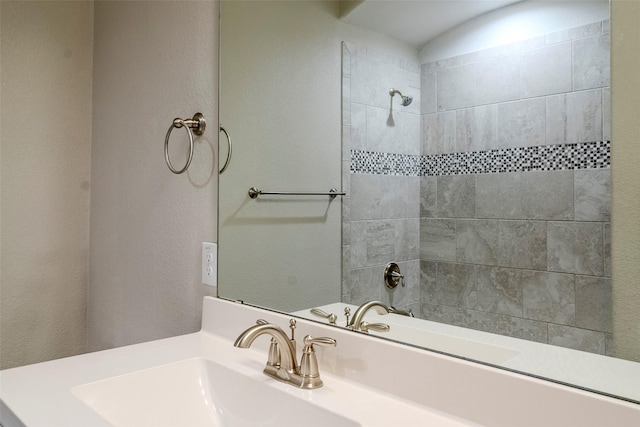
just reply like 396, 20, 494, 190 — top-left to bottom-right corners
72, 358, 360, 427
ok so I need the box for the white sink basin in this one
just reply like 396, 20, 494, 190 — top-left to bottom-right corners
72, 358, 360, 427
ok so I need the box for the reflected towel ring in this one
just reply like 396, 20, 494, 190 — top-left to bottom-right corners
219, 125, 232, 174
164, 113, 206, 174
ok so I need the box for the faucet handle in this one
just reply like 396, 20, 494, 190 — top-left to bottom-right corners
299, 335, 336, 389
359, 321, 390, 333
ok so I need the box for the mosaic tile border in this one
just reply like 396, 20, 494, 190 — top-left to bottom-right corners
351, 141, 610, 176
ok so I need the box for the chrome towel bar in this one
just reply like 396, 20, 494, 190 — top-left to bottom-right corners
248, 187, 346, 199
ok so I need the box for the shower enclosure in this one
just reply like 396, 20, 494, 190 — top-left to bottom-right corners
342, 18, 611, 355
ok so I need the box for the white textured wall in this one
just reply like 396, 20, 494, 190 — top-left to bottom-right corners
0, 1, 93, 369
87, 0, 217, 352
218, 0, 417, 311
611, 0, 640, 362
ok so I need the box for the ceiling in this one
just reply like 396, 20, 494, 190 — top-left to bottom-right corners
341, 0, 522, 48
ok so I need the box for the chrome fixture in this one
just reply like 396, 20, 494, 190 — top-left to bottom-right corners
348, 301, 391, 333
310, 308, 338, 325
248, 187, 346, 199
389, 88, 413, 106
384, 262, 404, 289
164, 112, 206, 174
234, 320, 336, 389
219, 125, 233, 174
389, 306, 414, 318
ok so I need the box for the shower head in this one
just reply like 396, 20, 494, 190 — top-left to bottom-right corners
389, 88, 413, 106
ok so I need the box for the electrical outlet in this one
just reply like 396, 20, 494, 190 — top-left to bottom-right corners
202, 242, 217, 287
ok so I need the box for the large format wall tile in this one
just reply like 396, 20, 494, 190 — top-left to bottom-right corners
522, 170, 574, 220
476, 172, 521, 219
367, 106, 420, 155
437, 175, 476, 217
522, 270, 575, 324
437, 64, 475, 111
476, 54, 522, 105
422, 111, 456, 155
546, 89, 603, 144
574, 169, 611, 221
420, 176, 437, 217
573, 33, 610, 91
421, 62, 437, 114
436, 262, 477, 308
456, 105, 498, 152
497, 98, 546, 148
420, 218, 456, 261
420, 260, 437, 303
521, 42, 572, 97
548, 323, 605, 354
575, 275, 612, 333
455, 219, 498, 265
547, 221, 603, 276
498, 220, 547, 270
475, 266, 523, 317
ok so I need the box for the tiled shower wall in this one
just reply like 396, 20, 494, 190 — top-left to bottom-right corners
342, 20, 612, 355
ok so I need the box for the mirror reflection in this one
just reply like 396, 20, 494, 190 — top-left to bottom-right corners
219, 0, 639, 403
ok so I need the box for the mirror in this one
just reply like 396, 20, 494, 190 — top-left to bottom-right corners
219, 0, 639, 403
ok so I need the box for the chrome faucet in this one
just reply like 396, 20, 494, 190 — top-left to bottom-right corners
348, 301, 391, 333
234, 320, 336, 389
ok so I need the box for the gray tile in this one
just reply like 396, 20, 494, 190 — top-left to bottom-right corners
420, 176, 437, 218
476, 266, 523, 317
573, 33, 610, 91
421, 62, 437, 114
522, 270, 575, 325
342, 126, 351, 159
407, 176, 421, 219
476, 172, 522, 219
604, 222, 611, 277
437, 64, 475, 111
546, 89, 603, 144
497, 98, 546, 149
547, 222, 604, 276
422, 112, 456, 155
476, 54, 522, 105
420, 218, 456, 262
575, 275, 612, 333
349, 267, 380, 305
602, 19, 610, 35
436, 263, 477, 308
437, 175, 475, 218
342, 77, 351, 126
367, 106, 420, 155
364, 220, 399, 265
603, 87, 610, 140
342, 245, 351, 293
350, 221, 367, 268
574, 169, 611, 221
546, 22, 602, 45
350, 173, 382, 221
521, 43, 572, 97
420, 260, 437, 303
456, 105, 498, 152
397, 218, 420, 262
342, 195, 350, 246
498, 220, 547, 270
455, 219, 498, 265
548, 324, 606, 354
381, 175, 414, 220
350, 103, 367, 151
522, 171, 574, 220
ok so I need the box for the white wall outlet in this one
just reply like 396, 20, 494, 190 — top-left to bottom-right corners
202, 242, 217, 287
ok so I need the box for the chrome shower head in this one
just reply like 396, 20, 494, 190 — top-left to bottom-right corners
389, 88, 413, 106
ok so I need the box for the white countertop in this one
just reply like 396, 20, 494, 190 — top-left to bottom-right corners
295, 302, 640, 403
2, 297, 639, 427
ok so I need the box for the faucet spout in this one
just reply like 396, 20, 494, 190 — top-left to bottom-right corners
234, 323, 298, 373
348, 300, 391, 331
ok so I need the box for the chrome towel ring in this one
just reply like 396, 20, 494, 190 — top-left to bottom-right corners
219, 125, 233, 174
164, 112, 206, 174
